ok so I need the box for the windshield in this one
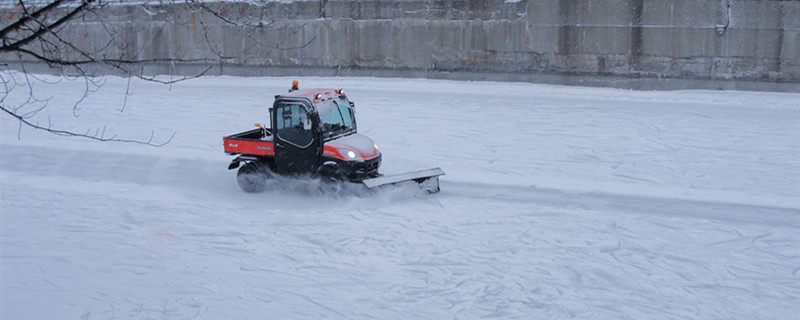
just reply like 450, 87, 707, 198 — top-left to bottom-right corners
318, 98, 355, 139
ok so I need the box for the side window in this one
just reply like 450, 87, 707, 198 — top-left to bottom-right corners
276, 104, 313, 147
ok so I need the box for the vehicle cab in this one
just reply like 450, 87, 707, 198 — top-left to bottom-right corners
271, 86, 381, 181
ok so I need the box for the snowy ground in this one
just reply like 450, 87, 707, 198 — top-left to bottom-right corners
1, 73, 799, 319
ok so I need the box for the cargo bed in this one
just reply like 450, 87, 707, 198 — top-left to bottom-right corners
223, 128, 274, 156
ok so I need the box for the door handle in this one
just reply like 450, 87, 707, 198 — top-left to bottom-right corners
276, 143, 286, 149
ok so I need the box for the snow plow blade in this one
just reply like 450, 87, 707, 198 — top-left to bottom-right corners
362, 167, 445, 193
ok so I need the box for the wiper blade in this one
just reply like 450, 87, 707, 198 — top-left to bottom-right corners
324, 129, 356, 141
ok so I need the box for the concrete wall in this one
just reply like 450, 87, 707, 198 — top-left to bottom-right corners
2, 0, 798, 91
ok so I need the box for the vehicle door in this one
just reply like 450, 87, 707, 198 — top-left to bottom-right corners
272, 99, 322, 176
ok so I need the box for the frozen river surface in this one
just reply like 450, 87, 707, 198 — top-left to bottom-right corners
2, 74, 798, 319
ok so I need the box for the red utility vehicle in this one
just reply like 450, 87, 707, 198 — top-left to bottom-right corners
223, 82, 444, 193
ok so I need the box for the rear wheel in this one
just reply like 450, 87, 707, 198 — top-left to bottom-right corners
236, 162, 270, 193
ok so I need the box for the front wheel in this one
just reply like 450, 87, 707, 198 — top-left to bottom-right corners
236, 162, 270, 193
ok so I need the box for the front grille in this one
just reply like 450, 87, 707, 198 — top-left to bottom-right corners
350, 155, 381, 181
359, 157, 380, 174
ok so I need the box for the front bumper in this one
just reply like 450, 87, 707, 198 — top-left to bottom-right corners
322, 154, 381, 182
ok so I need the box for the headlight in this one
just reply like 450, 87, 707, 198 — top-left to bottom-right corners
338, 148, 363, 161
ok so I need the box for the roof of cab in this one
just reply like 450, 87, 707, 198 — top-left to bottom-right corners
278, 87, 345, 102
286, 88, 326, 97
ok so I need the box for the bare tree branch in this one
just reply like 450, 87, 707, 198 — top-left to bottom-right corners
134, 65, 213, 84
2, 0, 97, 53
0, 0, 315, 146
1, 104, 175, 146
0, 0, 67, 40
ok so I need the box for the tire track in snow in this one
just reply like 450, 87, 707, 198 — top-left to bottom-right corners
440, 180, 799, 227
3, 143, 799, 319
0, 144, 228, 191
2, 142, 796, 226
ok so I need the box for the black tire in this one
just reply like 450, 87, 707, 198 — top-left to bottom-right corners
319, 162, 346, 182
236, 162, 270, 193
